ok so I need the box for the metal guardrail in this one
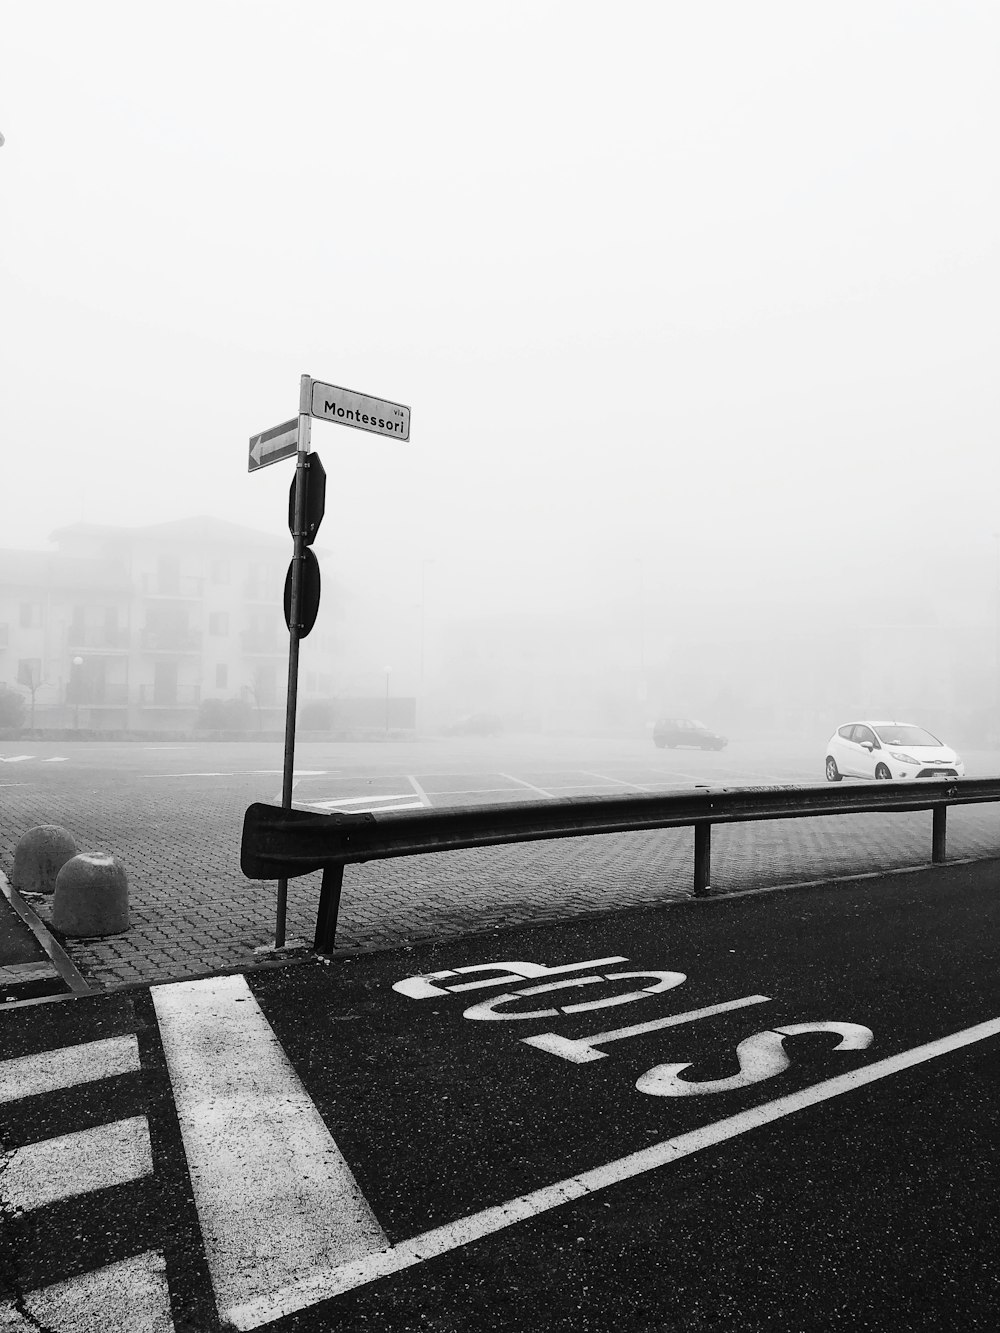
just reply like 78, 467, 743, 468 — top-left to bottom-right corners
240, 777, 1000, 954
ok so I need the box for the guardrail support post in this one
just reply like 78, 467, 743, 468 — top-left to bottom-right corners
314, 864, 344, 955
932, 806, 947, 864
693, 822, 711, 897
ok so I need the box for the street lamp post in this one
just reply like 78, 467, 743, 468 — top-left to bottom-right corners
384, 666, 391, 736
71, 656, 84, 730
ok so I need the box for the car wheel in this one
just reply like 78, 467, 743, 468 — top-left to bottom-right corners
825, 756, 842, 782
875, 763, 892, 780
653, 738, 666, 748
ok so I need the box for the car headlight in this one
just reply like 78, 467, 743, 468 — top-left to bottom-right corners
889, 751, 918, 765
954, 754, 963, 766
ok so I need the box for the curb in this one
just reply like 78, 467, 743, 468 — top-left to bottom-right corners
0, 871, 93, 999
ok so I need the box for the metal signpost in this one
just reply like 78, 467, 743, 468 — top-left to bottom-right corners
248, 373, 411, 946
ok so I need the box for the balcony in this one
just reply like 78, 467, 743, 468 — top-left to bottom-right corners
140, 628, 203, 653
241, 629, 285, 655
67, 627, 130, 651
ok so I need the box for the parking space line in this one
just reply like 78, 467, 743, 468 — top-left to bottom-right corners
407, 775, 432, 806
227, 1013, 1000, 1327
580, 770, 653, 791
498, 772, 556, 799
303, 796, 425, 812
152, 975, 388, 1320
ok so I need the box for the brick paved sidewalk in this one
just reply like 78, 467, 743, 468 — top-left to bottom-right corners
3, 774, 1000, 991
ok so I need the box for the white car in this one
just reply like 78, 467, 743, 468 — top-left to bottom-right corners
825, 720, 965, 782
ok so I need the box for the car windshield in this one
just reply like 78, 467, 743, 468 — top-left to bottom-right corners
690, 720, 708, 729
873, 725, 942, 747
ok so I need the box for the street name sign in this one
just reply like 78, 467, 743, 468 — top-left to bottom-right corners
310, 380, 410, 442
248, 419, 299, 472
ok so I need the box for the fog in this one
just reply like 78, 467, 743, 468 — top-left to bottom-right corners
2, 2, 999, 744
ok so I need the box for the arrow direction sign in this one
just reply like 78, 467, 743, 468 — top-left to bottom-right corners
248, 419, 299, 472
310, 380, 410, 442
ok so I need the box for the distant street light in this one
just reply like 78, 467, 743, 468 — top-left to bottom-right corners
71, 656, 84, 730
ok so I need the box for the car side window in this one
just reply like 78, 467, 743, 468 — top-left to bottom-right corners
838, 725, 853, 740
854, 726, 876, 746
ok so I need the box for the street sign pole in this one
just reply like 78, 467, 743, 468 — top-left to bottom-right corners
275, 373, 313, 948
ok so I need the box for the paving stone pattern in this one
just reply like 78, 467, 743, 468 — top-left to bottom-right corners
2, 772, 1000, 990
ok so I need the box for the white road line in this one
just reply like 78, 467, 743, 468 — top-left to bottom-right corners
0, 755, 33, 763
0, 1035, 140, 1103
580, 770, 653, 791
407, 774, 432, 806
226, 1013, 1000, 1329
498, 772, 555, 799
150, 771, 233, 778
6, 1250, 173, 1333
415, 785, 533, 796
252, 769, 329, 776
3, 1117, 152, 1212
42, 756, 68, 763
303, 796, 425, 813
521, 995, 772, 1063
304, 793, 413, 806
152, 974, 388, 1320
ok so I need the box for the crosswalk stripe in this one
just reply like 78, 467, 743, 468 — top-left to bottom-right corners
3, 1250, 173, 1333
3, 1116, 153, 1211
0, 1035, 141, 1104
151, 975, 388, 1323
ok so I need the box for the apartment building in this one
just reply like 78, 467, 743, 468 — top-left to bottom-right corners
0, 518, 298, 731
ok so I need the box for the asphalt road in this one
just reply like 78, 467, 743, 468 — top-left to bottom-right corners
4, 859, 1000, 1330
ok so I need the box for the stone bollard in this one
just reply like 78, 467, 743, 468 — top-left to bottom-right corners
51, 853, 130, 937
11, 825, 79, 895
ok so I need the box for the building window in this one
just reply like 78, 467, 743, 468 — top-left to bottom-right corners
19, 602, 40, 629
211, 560, 230, 585
216, 664, 228, 689
209, 611, 229, 636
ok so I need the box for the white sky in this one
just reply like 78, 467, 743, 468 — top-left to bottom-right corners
2, 0, 998, 620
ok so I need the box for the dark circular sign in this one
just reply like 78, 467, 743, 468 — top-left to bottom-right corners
283, 548, 321, 637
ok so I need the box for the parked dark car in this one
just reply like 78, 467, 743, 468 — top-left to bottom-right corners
652, 718, 728, 750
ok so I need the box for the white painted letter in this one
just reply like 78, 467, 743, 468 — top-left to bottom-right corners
636, 1022, 874, 1097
